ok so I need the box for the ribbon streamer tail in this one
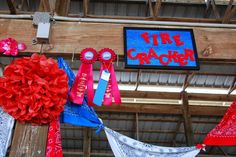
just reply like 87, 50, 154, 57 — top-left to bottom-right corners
111, 65, 121, 105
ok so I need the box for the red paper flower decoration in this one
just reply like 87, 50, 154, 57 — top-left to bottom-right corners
0, 38, 26, 56
0, 53, 69, 125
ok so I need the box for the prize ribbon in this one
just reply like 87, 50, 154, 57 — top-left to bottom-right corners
99, 48, 121, 105
70, 48, 97, 106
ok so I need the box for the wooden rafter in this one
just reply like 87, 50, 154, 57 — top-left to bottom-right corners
181, 92, 194, 146
172, 117, 182, 146
39, 0, 51, 12
228, 76, 236, 95
204, 0, 220, 19
154, 0, 162, 19
211, 0, 221, 18
182, 72, 195, 92
56, 0, 71, 16
18, 0, 30, 11
6, 0, 17, 14
217, 146, 228, 156
83, 0, 89, 17
62, 126, 210, 135
135, 70, 141, 91
83, 128, 91, 157
148, 0, 154, 17
135, 113, 139, 140
94, 103, 228, 116
223, 0, 236, 23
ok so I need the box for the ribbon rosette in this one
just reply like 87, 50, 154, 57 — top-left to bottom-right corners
0, 38, 26, 56
70, 48, 97, 106
99, 48, 121, 105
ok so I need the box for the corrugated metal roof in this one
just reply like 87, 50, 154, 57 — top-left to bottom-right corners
0, 0, 235, 20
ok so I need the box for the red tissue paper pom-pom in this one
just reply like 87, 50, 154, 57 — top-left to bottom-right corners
0, 53, 69, 125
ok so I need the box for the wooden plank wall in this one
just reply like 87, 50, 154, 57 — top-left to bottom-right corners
9, 122, 48, 157
0, 19, 236, 61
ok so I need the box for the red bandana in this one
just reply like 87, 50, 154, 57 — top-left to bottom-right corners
46, 119, 63, 157
204, 100, 236, 145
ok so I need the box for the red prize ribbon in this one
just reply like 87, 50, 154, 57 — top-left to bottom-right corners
46, 118, 63, 157
99, 48, 121, 105
0, 38, 26, 56
70, 48, 97, 106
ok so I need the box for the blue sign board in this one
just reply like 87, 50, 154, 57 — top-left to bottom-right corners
124, 27, 199, 70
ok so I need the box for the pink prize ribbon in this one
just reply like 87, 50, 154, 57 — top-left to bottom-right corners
99, 48, 121, 105
70, 48, 97, 106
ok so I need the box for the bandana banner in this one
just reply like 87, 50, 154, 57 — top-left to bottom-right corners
0, 108, 14, 157
104, 127, 203, 157
204, 100, 236, 146
58, 57, 102, 129
94, 48, 121, 106
70, 48, 97, 106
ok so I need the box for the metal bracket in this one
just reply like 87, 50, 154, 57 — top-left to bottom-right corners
33, 12, 52, 44
33, 12, 51, 26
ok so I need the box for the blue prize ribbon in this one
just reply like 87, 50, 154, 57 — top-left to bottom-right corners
93, 70, 110, 106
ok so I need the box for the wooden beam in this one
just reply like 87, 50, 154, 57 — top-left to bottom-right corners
135, 113, 139, 140
120, 91, 236, 102
211, 0, 221, 19
222, 0, 235, 23
228, 76, 236, 94
0, 19, 236, 61
83, 128, 91, 157
39, 0, 51, 12
62, 126, 210, 135
83, 0, 89, 17
9, 122, 48, 157
148, 0, 154, 17
204, 0, 212, 18
181, 92, 194, 146
223, 5, 236, 24
204, 0, 221, 19
134, 70, 141, 91
154, 0, 162, 19
94, 103, 227, 116
172, 117, 182, 146
56, 0, 71, 16
217, 146, 228, 156
6, 0, 17, 14
182, 73, 195, 92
